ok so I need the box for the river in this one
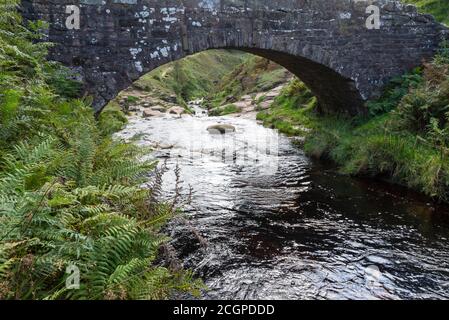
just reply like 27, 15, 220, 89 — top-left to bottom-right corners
115, 103, 449, 300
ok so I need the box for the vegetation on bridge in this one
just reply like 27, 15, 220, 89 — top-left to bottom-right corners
406, 0, 449, 25
0, 1, 202, 299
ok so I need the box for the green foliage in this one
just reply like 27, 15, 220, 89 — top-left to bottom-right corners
392, 42, 449, 136
45, 65, 83, 99
434, 40, 449, 65
126, 95, 140, 104
393, 80, 449, 133
366, 68, 423, 116
403, 0, 449, 25
257, 79, 317, 136
0, 88, 21, 123
208, 56, 291, 109
133, 50, 248, 106
304, 117, 449, 201
0, 1, 201, 300
209, 104, 241, 116
98, 102, 128, 136
256, 68, 288, 92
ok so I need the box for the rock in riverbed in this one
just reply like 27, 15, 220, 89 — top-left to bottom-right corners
143, 109, 163, 118
168, 106, 185, 116
207, 124, 236, 134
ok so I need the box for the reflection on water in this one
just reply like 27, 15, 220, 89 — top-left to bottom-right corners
116, 108, 449, 300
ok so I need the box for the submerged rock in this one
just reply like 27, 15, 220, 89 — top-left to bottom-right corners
207, 124, 236, 134
158, 143, 175, 150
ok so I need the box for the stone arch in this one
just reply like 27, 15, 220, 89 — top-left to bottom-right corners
20, 0, 447, 115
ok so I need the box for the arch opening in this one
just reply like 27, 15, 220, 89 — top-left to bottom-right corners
107, 49, 316, 118
98, 48, 366, 116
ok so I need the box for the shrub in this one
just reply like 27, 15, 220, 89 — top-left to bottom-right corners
210, 103, 241, 116
366, 68, 423, 116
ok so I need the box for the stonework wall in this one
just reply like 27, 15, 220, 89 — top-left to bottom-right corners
20, 0, 447, 115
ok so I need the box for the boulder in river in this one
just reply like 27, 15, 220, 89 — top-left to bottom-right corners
143, 109, 163, 118
168, 106, 185, 116
161, 144, 175, 150
207, 124, 236, 134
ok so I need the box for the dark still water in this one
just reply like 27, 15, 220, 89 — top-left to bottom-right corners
116, 109, 449, 300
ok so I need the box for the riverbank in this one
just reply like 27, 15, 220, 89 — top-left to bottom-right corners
257, 44, 449, 203
406, 0, 449, 25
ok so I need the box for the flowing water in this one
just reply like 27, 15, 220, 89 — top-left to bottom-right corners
116, 104, 449, 300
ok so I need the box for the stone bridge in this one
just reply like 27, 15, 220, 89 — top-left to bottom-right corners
21, 0, 447, 115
